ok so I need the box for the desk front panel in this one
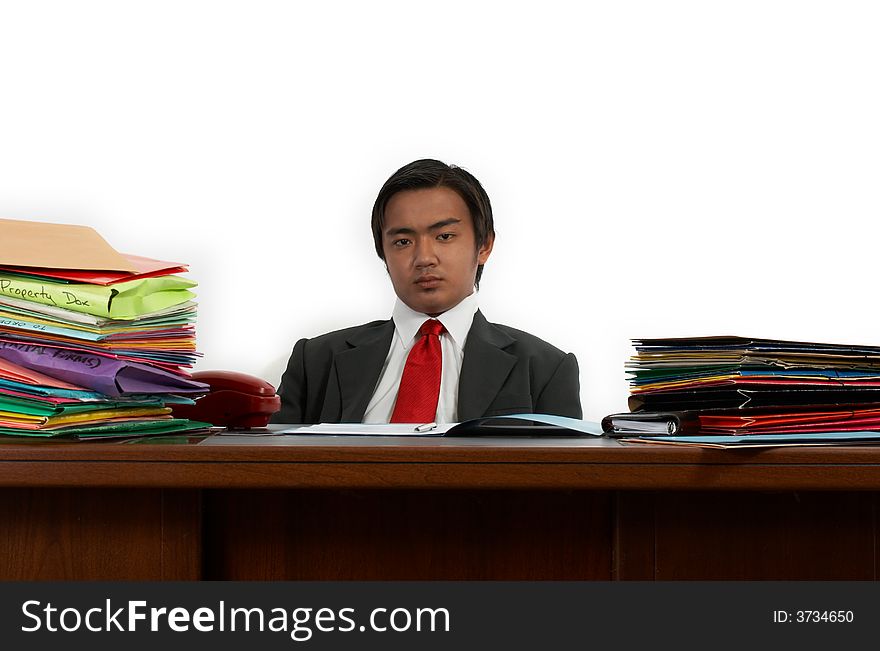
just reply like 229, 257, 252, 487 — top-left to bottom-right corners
1, 436, 879, 580
0, 487, 876, 580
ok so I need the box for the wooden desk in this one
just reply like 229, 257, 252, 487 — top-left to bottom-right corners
1, 432, 879, 580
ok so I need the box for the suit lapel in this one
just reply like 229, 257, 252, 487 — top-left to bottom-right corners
332, 321, 395, 422
458, 310, 517, 421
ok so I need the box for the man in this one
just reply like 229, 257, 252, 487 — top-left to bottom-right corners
272, 159, 581, 424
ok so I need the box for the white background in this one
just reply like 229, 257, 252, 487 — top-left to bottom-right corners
1, 0, 877, 422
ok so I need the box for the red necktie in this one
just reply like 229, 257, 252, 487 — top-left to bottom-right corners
390, 319, 446, 423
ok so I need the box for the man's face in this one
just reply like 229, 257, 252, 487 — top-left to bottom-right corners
381, 186, 493, 316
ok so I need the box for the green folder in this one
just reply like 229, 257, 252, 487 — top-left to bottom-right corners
0, 418, 212, 438
0, 273, 196, 319
0, 395, 164, 417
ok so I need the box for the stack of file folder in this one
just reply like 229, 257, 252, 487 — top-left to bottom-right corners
0, 218, 210, 438
603, 336, 880, 447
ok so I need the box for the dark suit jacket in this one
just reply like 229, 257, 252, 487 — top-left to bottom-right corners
271, 310, 582, 424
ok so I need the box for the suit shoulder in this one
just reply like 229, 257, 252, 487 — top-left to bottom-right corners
298, 319, 390, 349
487, 322, 571, 360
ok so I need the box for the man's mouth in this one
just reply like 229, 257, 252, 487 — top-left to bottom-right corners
415, 275, 442, 288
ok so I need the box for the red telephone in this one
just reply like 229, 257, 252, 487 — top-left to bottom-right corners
170, 370, 281, 429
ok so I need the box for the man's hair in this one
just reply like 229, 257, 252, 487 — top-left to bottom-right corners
371, 159, 495, 288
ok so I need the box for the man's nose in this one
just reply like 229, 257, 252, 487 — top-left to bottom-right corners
413, 237, 438, 267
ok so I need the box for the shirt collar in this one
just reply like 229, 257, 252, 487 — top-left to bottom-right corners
391, 291, 479, 351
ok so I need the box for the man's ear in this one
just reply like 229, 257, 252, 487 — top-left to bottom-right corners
477, 233, 495, 265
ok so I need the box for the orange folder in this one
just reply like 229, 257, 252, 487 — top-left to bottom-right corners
0, 253, 187, 285
0, 218, 135, 272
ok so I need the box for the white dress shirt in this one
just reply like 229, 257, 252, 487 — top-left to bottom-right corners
362, 291, 479, 424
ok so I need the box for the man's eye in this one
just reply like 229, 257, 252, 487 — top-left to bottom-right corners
437, 233, 455, 241
393, 238, 411, 247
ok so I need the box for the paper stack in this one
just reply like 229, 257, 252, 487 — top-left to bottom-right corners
603, 336, 880, 447
0, 218, 210, 438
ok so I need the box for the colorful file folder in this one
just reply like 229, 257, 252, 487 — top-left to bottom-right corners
0, 219, 209, 438
607, 336, 880, 443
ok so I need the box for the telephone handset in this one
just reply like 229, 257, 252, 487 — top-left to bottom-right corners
170, 370, 281, 429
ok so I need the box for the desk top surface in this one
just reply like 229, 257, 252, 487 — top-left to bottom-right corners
0, 425, 879, 490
